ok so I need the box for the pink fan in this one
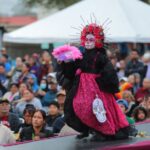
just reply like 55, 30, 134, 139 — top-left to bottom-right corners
52, 45, 83, 62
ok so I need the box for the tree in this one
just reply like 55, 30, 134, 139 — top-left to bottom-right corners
141, 0, 150, 4
26, 0, 82, 9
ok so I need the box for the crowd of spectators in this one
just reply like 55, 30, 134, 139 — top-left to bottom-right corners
0, 47, 150, 144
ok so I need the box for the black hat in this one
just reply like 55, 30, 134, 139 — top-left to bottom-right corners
0, 98, 10, 104
49, 101, 59, 109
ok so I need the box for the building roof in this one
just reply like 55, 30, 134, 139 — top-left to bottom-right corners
0, 16, 37, 26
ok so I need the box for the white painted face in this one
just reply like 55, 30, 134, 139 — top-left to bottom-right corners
85, 34, 95, 50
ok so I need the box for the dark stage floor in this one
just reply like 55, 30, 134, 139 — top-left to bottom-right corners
1, 121, 150, 150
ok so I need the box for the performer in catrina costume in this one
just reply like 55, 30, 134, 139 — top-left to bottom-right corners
52, 23, 137, 141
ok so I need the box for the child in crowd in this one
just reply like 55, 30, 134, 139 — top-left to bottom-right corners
122, 90, 136, 117
133, 106, 148, 122
117, 99, 135, 125
140, 95, 150, 118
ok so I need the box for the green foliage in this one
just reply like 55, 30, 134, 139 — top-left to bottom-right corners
141, 0, 150, 4
26, 0, 81, 9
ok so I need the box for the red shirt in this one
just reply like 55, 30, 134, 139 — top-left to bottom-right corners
135, 88, 150, 101
0, 116, 10, 128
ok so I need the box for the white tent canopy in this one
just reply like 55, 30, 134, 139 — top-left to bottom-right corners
3, 0, 150, 44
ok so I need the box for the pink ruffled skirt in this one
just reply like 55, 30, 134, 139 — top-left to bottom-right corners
73, 73, 129, 135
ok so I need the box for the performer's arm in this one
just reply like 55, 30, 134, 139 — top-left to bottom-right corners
95, 53, 119, 94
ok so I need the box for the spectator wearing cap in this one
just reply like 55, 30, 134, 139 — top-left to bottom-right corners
0, 64, 9, 88
0, 124, 16, 145
15, 89, 42, 117
26, 74, 39, 93
0, 54, 11, 73
117, 99, 135, 125
0, 98, 20, 133
47, 72, 61, 91
41, 78, 57, 109
46, 101, 62, 130
56, 90, 66, 115
47, 72, 56, 84
119, 77, 128, 87
3, 83, 19, 102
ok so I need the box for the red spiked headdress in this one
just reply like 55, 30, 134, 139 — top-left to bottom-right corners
80, 23, 104, 48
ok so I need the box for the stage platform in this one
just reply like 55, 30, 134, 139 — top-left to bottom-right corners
0, 121, 150, 150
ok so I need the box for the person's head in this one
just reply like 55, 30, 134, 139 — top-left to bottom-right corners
133, 73, 141, 84
28, 57, 36, 66
0, 64, 5, 74
128, 74, 135, 85
22, 89, 34, 102
142, 52, 150, 64
23, 105, 36, 125
117, 99, 128, 113
0, 54, 8, 63
47, 73, 56, 84
0, 99, 10, 115
40, 79, 48, 90
27, 74, 37, 86
48, 101, 60, 116
122, 90, 135, 103
32, 110, 46, 128
110, 56, 117, 67
1, 48, 7, 55
80, 23, 104, 50
142, 95, 150, 110
23, 54, 30, 62
48, 78, 57, 91
19, 83, 28, 94
133, 106, 148, 122
42, 51, 51, 63
118, 60, 126, 70
84, 34, 96, 50
9, 83, 19, 94
57, 90, 66, 105
16, 57, 23, 68
22, 63, 30, 73
119, 77, 128, 86
130, 49, 139, 61
142, 78, 150, 89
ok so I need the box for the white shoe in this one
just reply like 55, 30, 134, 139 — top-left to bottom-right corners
92, 95, 107, 123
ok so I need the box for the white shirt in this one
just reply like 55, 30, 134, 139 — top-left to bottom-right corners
0, 124, 16, 145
